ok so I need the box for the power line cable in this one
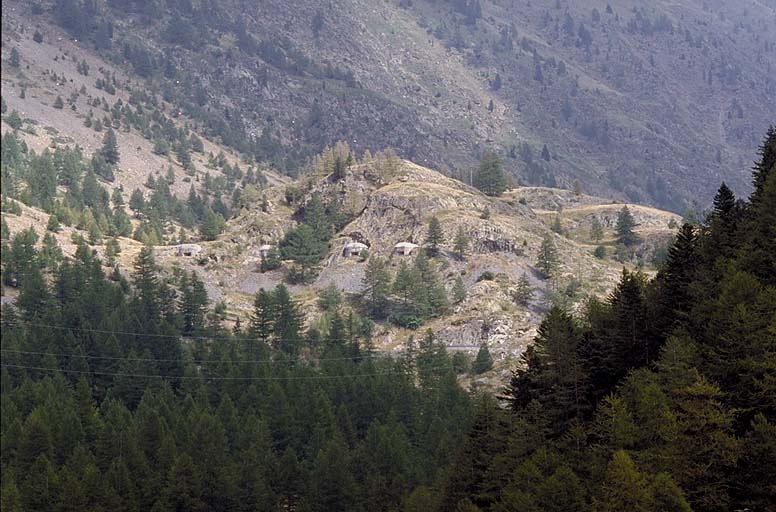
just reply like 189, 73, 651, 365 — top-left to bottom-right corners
0, 348, 393, 364
0, 363, 450, 381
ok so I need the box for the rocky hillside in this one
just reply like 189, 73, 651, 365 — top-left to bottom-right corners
3, 0, 773, 212
146, 156, 680, 366
1, 149, 681, 374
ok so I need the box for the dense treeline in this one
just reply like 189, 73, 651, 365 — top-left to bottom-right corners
0, 229, 472, 509
0, 130, 249, 245
1, 128, 773, 511
438, 128, 776, 511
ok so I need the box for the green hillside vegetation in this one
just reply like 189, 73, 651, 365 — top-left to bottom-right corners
1, 113, 773, 510
438, 128, 776, 512
3, 0, 773, 210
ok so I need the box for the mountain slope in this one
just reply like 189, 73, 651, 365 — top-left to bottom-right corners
3, 0, 773, 211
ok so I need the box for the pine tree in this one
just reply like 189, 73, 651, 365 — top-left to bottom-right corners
180, 271, 209, 335
132, 245, 160, 321
273, 284, 304, 357
318, 282, 342, 311
391, 261, 424, 329
46, 214, 61, 233
536, 234, 559, 278
750, 125, 776, 206
100, 128, 120, 164
615, 205, 640, 246
473, 150, 507, 196
111, 188, 124, 208
473, 343, 494, 374
199, 208, 224, 241
512, 273, 533, 306
260, 246, 281, 272
39, 232, 63, 269
10, 47, 21, 67
453, 226, 470, 260
250, 288, 275, 348
426, 216, 445, 256
105, 237, 120, 266
6, 110, 23, 129
4, 227, 38, 287
280, 223, 326, 282
440, 396, 510, 510
504, 307, 585, 430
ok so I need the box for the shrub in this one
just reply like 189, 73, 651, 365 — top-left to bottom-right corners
477, 271, 495, 282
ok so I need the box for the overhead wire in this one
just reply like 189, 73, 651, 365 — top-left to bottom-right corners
0, 347, 393, 364
0, 362, 452, 381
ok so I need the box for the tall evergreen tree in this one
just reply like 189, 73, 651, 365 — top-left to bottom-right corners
593, 451, 653, 512
453, 225, 470, 260
200, 208, 225, 241
132, 245, 161, 321
273, 284, 303, 357
426, 216, 445, 257
473, 343, 494, 374
362, 256, 392, 319
280, 224, 327, 282
512, 272, 533, 306
250, 288, 275, 350
473, 150, 507, 196
615, 205, 640, 246
536, 234, 559, 278
100, 129, 120, 164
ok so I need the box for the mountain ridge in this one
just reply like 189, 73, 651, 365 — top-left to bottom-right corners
3, 0, 774, 211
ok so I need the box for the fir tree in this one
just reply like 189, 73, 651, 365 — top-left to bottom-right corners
473, 344, 494, 374
362, 257, 392, 319
536, 234, 559, 278
10, 47, 21, 67
280, 223, 326, 282
100, 128, 120, 164
250, 288, 275, 348
46, 214, 61, 233
273, 284, 304, 357
453, 226, 470, 260
426, 216, 445, 256
6, 110, 23, 130
615, 205, 640, 246
512, 272, 533, 306
199, 208, 224, 241
473, 149, 507, 196
260, 246, 281, 272
132, 245, 160, 321
318, 282, 343, 312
